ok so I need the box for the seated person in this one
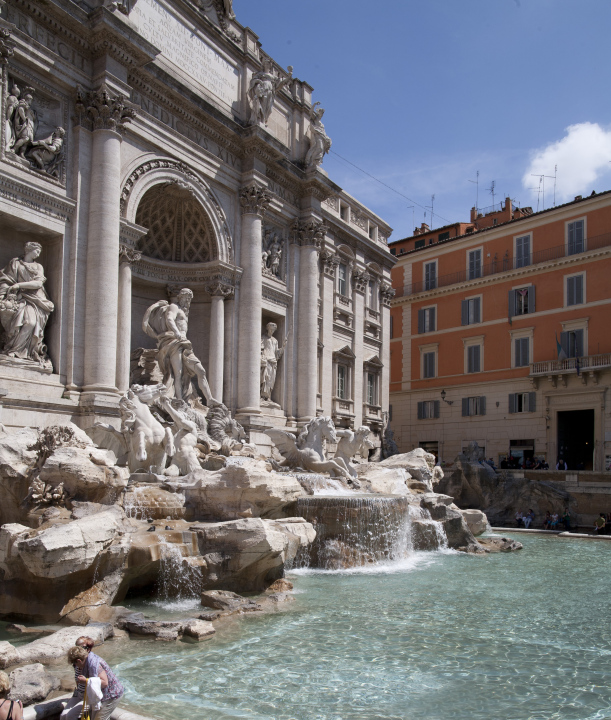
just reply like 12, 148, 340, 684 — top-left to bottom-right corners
515, 510, 524, 527
523, 509, 535, 528
562, 509, 571, 531
543, 511, 552, 529
550, 512, 559, 529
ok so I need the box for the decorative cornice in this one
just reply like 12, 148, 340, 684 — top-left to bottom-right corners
240, 182, 272, 217
291, 218, 327, 249
119, 245, 142, 264
0, 174, 75, 222
0, 28, 15, 64
204, 280, 234, 297
352, 268, 371, 294
132, 257, 241, 287
75, 83, 137, 134
320, 249, 340, 277
262, 282, 293, 308
380, 282, 396, 307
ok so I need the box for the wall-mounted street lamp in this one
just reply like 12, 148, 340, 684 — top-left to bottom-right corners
440, 389, 453, 405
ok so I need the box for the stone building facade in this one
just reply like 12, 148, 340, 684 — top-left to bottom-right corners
0, 0, 393, 449
390, 191, 611, 470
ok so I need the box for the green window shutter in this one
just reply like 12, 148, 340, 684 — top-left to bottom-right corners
528, 392, 536, 412
508, 393, 516, 414
417, 402, 424, 420
462, 397, 469, 417
434, 400, 440, 418
479, 396, 486, 415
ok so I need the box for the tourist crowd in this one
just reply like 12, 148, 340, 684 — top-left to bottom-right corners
515, 509, 611, 534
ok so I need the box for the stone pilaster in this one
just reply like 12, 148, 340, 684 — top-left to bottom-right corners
294, 218, 326, 421
236, 182, 271, 415
79, 84, 137, 396
380, 282, 395, 416
116, 246, 141, 393
205, 280, 234, 403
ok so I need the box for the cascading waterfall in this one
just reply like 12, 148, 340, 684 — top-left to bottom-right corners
293, 495, 448, 570
157, 537, 202, 602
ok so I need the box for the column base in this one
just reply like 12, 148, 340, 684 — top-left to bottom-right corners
236, 406, 261, 416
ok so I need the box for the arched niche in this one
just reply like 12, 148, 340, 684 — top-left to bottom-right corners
120, 156, 233, 264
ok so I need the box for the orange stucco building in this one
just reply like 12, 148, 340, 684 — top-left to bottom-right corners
389, 191, 611, 470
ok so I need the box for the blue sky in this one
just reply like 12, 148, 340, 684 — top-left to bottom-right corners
233, 0, 611, 240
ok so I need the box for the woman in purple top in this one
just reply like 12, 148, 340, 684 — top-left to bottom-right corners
63, 640, 124, 720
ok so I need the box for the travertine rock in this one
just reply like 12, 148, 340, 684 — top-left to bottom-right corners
14, 507, 127, 579
200, 590, 261, 613
356, 465, 410, 495
435, 457, 570, 525
123, 486, 185, 520
379, 448, 441, 492
40, 446, 128, 504
191, 517, 314, 590
181, 619, 216, 641
0, 428, 39, 526
120, 614, 183, 642
0, 623, 113, 667
184, 459, 304, 521
458, 508, 489, 536
420, 494, 478, 551
8, 663, 60, 705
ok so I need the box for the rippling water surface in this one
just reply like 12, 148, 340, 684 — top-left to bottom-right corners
103, 534, 610, 720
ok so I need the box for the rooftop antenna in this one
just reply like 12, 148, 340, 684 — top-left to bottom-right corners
430, 194, 435, 229
553, 165, 557, 206
528, 179, 543, 212
489, 180, 496, 208
531, 171, 555, 210
468, 170, 479, 213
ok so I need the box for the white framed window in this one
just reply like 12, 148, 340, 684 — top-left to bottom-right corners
509, 285, 535, 317
509, 392, 536, 414
417, 305, 436, 334
417, 400, 440, 420
366, 372, 377, 405
514, 337, 530, 367
368, 279, 377, 310
510, 327, 534, 369
337, 364, 347, 399
565, 272, 585, 307
559, 319, 588, 359
420, 343, 438, 379
461, 295, 481, 325
462, 396, 486, 417
514, 233, 531, 268
337, 263, 348, 296
467, 247, 483, 279
463, 335, 484, 374
566, 218, 586, 256
424, 260, 437, 290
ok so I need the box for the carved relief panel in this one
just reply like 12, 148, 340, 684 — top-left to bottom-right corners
2, 61, 68, 184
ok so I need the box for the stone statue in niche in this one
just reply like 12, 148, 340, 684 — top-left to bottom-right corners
260, 322, 287, 403
334, 426, 375, 478
0, 241, 54, 370
305, 103, 332, 169
262, 229, 283, 278
248, 59, 293, 126
5, 83, 65, 177
142, 288, 218, 405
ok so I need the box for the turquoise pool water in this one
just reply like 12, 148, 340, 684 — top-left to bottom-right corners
102, 534, 610, 720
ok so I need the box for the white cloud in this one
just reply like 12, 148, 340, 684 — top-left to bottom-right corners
522, 122, 611, 205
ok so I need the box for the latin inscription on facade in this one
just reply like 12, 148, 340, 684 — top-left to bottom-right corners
131, 0, 239, 108
130, 90, 241, 170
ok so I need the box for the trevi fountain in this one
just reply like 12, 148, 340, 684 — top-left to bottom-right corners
0, 0, 608, 718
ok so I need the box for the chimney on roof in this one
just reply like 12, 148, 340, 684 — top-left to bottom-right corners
575, 195, 582, 201
470, 207, 477, 222
420, 223, 429, 232
505, 196, 512, 215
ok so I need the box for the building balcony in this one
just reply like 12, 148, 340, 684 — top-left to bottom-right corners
332, 396, 355, 424
396, 230, 611, 298
530, 353, 611, 387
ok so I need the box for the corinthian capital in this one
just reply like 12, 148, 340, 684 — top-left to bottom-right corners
291, 218, 327, 249
75, 83, 137, 134
0, 29, 15, 65
119, 245, 142, 264
239, 182, 272, 216
204, 280, 234, 298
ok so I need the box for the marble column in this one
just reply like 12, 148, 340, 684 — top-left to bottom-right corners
295, 219, 326, 421
116, 246, 141, 393
78, 84, 136, 395
205, 281, 234, 402
236, 183, 271, 415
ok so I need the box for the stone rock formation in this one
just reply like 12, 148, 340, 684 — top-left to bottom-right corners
183, 459, 304, 520
434, 453, 570, 525
8, 663, 60, 704
459, 508, 489, 536
378, 447, 441, 492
